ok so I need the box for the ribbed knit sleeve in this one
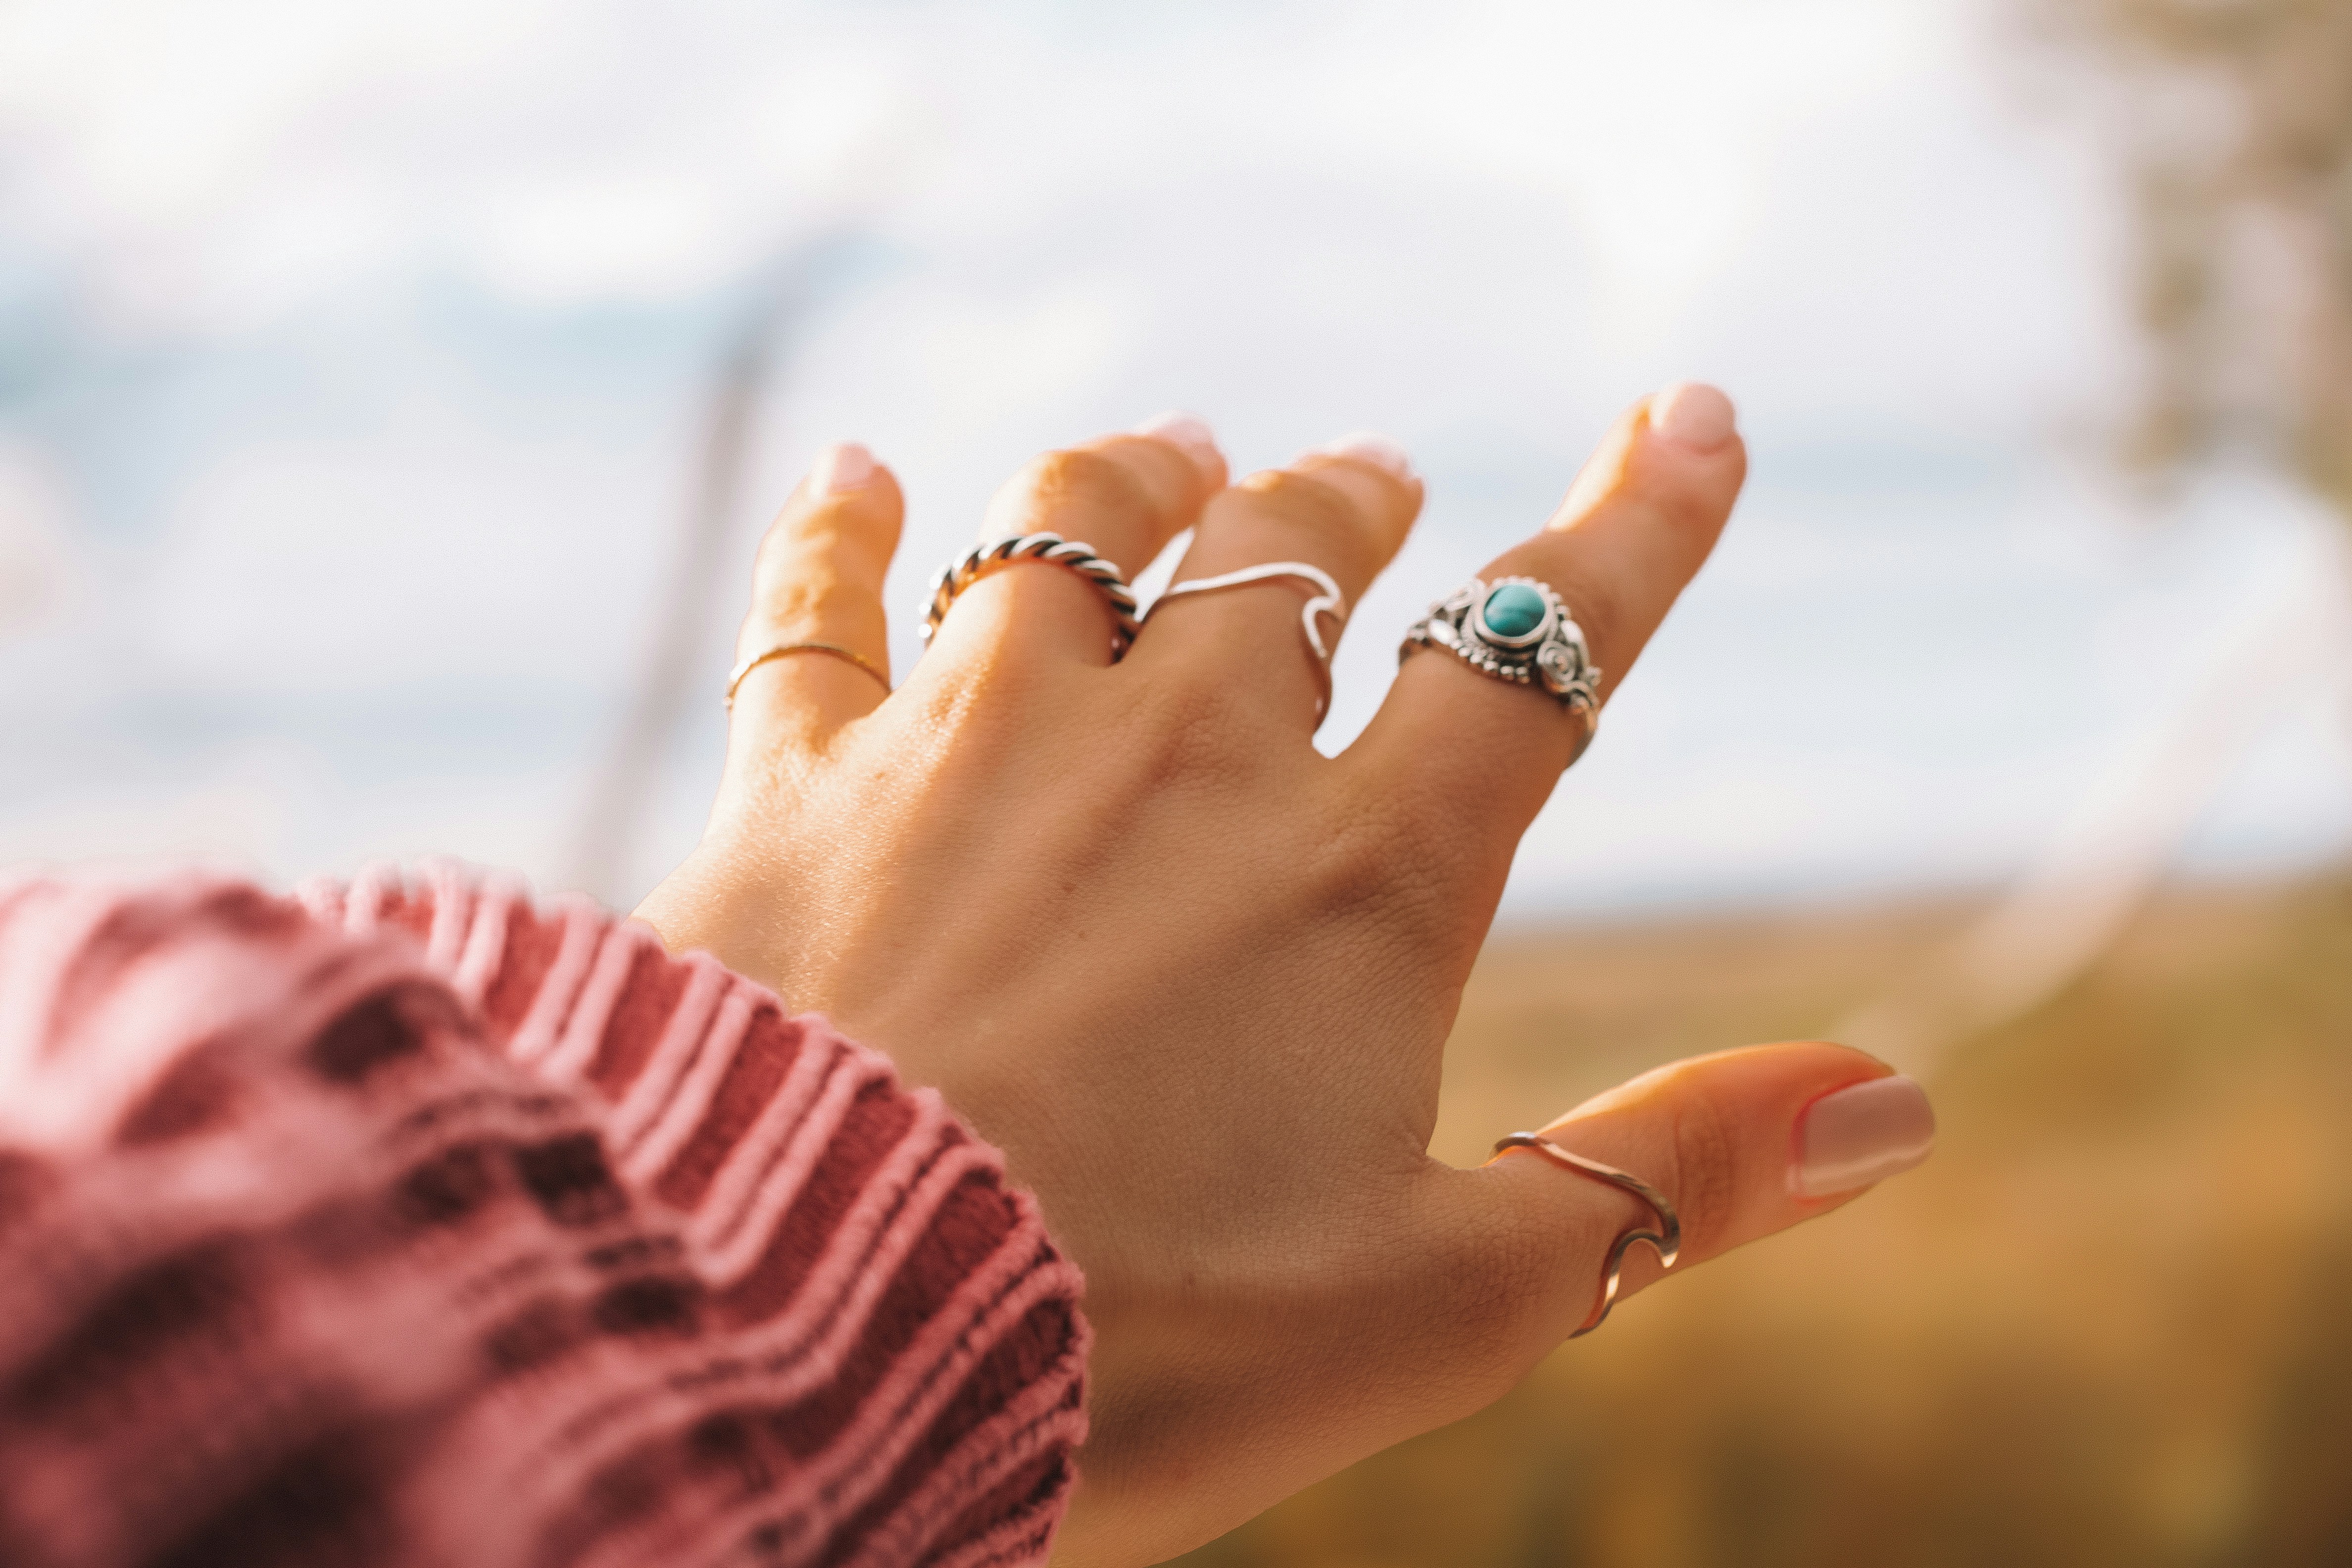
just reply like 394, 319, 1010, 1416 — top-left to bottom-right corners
0, 863, 1089, 1568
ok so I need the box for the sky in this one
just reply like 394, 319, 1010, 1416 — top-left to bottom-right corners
1, 0, 2348, 917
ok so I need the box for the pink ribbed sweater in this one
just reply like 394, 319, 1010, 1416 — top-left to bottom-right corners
0, 864, 1089, 1568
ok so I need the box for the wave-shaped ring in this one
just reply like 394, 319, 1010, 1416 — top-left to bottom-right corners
1492, 1131, 1681, 1338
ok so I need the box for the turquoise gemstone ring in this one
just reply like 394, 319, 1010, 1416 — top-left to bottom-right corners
1401, 575, 1602, 725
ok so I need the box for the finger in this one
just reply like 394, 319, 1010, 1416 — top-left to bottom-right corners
727, 442, 903, 752
1348, 384, 1746, 855
932, 415, 1226, 669
1126, 434, 1424, 730
1444, 1043, 1932, 1372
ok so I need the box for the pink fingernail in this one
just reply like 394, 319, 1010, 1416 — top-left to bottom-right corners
1310, 432, 1416, 483
811, 441, 878, 495
1792, 1075, 1935, 1198
1132, 412, 1224, 481
1650, 383, 1737, 453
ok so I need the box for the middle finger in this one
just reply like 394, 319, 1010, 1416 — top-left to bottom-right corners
928, 416, 1227, 671
1348, 384, 1746, 883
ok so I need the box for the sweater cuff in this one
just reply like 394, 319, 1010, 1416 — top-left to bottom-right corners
0, 862, 1089, 1568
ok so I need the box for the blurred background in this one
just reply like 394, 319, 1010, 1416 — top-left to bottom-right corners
2, 0, 2348, 1563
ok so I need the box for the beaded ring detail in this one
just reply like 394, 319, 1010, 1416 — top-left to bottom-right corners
1402, 575, 1601, 714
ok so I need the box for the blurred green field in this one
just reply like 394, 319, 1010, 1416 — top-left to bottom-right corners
1175, 875, 2352, 1568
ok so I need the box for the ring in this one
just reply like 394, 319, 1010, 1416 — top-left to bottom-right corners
726, 641, 891, 707
923, 532, 1141, 660
1148, 561, 1348, 721
1402, 576, 1602, 719
1491, 1132, 1680, 1338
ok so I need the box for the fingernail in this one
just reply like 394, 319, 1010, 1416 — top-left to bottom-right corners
811, 441, 878, 495
1792, 1075, 1935, 1198
1650, 383, 1737, 453
1132, 412, 1224, 481
1309, 432, 1416, 484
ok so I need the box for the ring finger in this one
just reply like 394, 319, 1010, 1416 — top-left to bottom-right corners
1126, 434, 1424, 729
726, 441, 905, 755
1348, 383, 1747, 876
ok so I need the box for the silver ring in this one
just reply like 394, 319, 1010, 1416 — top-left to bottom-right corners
1402, 575, 1602, 723
923, 532, 1141, 659
1492, 1132, 1679, 1338
1148, 561, 1348, 722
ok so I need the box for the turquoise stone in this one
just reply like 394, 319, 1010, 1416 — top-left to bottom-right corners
1481, 583, 1548, 638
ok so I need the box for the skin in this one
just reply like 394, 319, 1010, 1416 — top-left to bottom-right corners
637, 392, 1906, 1567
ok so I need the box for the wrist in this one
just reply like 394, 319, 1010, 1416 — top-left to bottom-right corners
633, 852, 770, 983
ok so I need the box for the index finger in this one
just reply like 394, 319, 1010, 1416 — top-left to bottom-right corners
1344, 384, 1747, 869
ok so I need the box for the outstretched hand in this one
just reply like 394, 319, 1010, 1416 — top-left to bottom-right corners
637, 391, 1933, 1567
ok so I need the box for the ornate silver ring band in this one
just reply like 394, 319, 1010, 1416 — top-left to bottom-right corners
1149, 561, 1348, 722
923, 532, 1142, 660
1402, 575, 1602, 758
1402, 576, 1601, 711
1492, 1132, 1681, 1338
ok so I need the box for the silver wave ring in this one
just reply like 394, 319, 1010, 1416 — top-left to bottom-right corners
1148, 560, 1347, 723
1492, 1132, 1680, 1338
923, 532, 1141, 660
1402, 575, 1602, 717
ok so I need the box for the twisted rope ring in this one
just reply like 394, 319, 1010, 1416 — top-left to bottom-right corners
922, 532, 1141, 660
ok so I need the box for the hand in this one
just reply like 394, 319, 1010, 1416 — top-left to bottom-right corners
636, 393, 1934, 1566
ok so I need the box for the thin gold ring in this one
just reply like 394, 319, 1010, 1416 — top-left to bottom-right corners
1492, 1132, 1681, 1338
725, 641, 891, 707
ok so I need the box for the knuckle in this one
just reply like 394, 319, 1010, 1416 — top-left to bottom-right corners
754, 513, 889, 609
1655, 484, 1724, 541
1665, 1084, 1743, 1249
1343, 767, 1495, 910
1299, 811, 1399, 922
1122, 666, 1262, 786
745, 569, 872, 649
827, 501, 902, 572
1311, 791, 1434, 927
1628, 444, 1734, 538
997, 446, 1152, 525
1231, 471, 1385, 570
1295, 797, 1489, 997
770, 480, 895, 554
1536, 557, 1631, 669
1579, 436, 1728, 542
750, 510, 815, 586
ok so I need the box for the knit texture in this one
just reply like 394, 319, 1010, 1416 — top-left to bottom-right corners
0, 863, 1088, 1568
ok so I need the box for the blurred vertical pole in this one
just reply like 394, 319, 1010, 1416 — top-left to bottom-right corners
565, 244, 839, 906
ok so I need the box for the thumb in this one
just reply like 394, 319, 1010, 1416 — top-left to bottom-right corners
1470, 1042, 1934, 1353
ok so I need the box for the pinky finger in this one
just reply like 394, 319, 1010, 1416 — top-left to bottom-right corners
728, 442, 904, 752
